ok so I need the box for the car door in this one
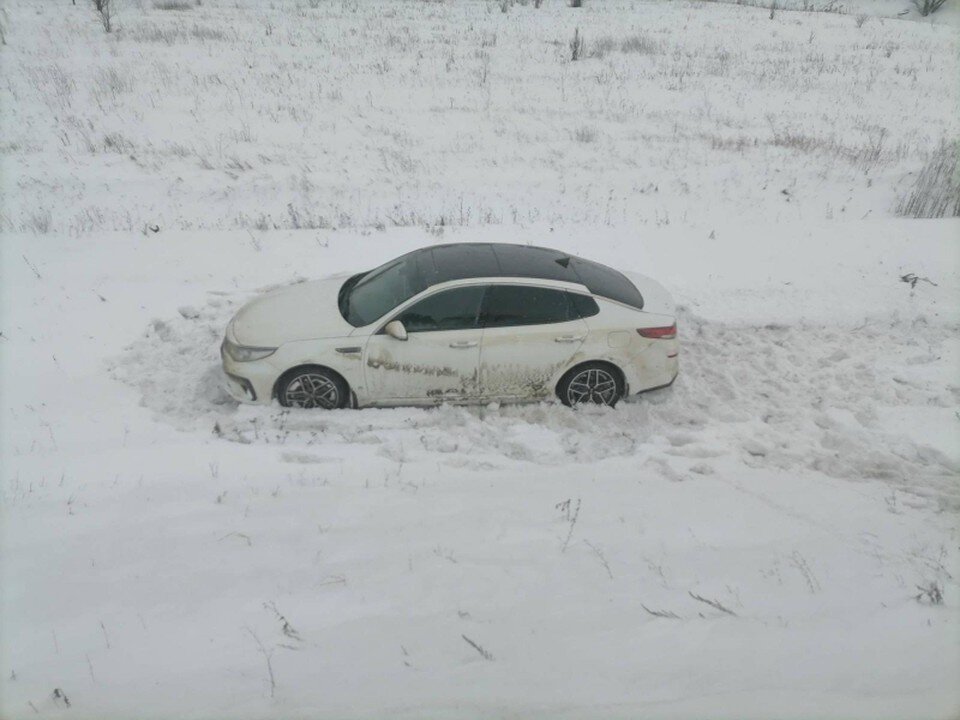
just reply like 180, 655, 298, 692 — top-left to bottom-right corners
363, 285, 486, 404
478, 284, 589, 401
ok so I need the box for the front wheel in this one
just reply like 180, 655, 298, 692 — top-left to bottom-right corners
277, 366, 348, 409
557, 363, 624, 408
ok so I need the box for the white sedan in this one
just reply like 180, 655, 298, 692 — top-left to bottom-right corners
221, 243, 678, 409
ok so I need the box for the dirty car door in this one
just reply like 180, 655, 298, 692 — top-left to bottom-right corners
363, 285, 486, 403
479, 285, 588, 401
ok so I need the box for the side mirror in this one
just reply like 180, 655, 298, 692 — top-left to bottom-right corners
384, 320, 408, 341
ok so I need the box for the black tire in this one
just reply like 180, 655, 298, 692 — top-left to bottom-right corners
276, 366, 349, 409
557, 362, 625, 408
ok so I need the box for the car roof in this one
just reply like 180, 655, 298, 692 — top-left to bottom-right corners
415, 243, 644, 310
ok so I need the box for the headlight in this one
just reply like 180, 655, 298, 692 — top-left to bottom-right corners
222, 338, 277, 362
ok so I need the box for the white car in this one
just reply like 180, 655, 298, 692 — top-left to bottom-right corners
221, 243, 678, 409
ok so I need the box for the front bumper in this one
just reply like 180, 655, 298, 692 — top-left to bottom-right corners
220, 339, 279, 404
223, 369, 257, 402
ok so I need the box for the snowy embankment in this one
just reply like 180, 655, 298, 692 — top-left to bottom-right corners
2, 219, 958, 719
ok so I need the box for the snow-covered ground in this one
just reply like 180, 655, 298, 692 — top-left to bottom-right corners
1, 0, 959, 718
2, 219, 958, 719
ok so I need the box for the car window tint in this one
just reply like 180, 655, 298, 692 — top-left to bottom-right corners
570, 259, 644, 309
568, 292, 600, 318
396, 286, 486, 333
483, 286, 577, 328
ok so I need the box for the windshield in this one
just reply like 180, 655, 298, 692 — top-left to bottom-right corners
339, 251, 431, 327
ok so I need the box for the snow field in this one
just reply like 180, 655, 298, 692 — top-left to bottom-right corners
0, 0, 957, 234
1, 0, 959, 716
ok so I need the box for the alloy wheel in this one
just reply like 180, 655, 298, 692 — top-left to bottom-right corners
565, 367, 619, 406
283, 372, 340, 409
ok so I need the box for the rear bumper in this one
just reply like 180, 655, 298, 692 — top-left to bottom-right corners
622, 336, 679, 394
633, 369, 678, 395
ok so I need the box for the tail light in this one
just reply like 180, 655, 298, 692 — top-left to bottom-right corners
637, 323, 677, 339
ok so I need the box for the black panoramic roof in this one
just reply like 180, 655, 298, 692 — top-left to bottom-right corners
417, 243, 644, 310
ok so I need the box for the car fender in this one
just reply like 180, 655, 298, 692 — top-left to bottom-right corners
266, 339, 367, 399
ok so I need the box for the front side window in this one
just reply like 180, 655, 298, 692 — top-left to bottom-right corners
395, 286, 486, 333
482, 285, 579, 328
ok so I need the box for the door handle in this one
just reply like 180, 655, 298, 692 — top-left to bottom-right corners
449, 340, 478, 348
554, 335, 585, 343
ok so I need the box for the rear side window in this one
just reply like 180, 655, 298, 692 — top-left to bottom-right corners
482, 285, 579, 328
396, 286, 485, 333
568, 292, 600, 319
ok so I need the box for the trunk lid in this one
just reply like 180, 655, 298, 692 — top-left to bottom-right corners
623, 271, 676, 318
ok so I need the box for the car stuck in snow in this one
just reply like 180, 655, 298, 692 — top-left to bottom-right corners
221, 242, 678, 409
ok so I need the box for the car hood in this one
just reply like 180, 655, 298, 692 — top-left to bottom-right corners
230, 274, 355, 346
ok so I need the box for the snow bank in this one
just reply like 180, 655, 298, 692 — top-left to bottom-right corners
113, 296, 960, 506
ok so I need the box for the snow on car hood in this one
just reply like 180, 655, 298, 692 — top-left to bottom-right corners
230, 274, 355, 346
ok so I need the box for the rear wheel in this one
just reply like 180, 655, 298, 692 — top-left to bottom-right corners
277, 366, 348, 409
558, 363, 624, 408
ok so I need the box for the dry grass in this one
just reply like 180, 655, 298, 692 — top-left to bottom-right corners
153, 0, 195, 10
574, 126, 598, 143
589, 33, 660, 59
897, 141, 960, 218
